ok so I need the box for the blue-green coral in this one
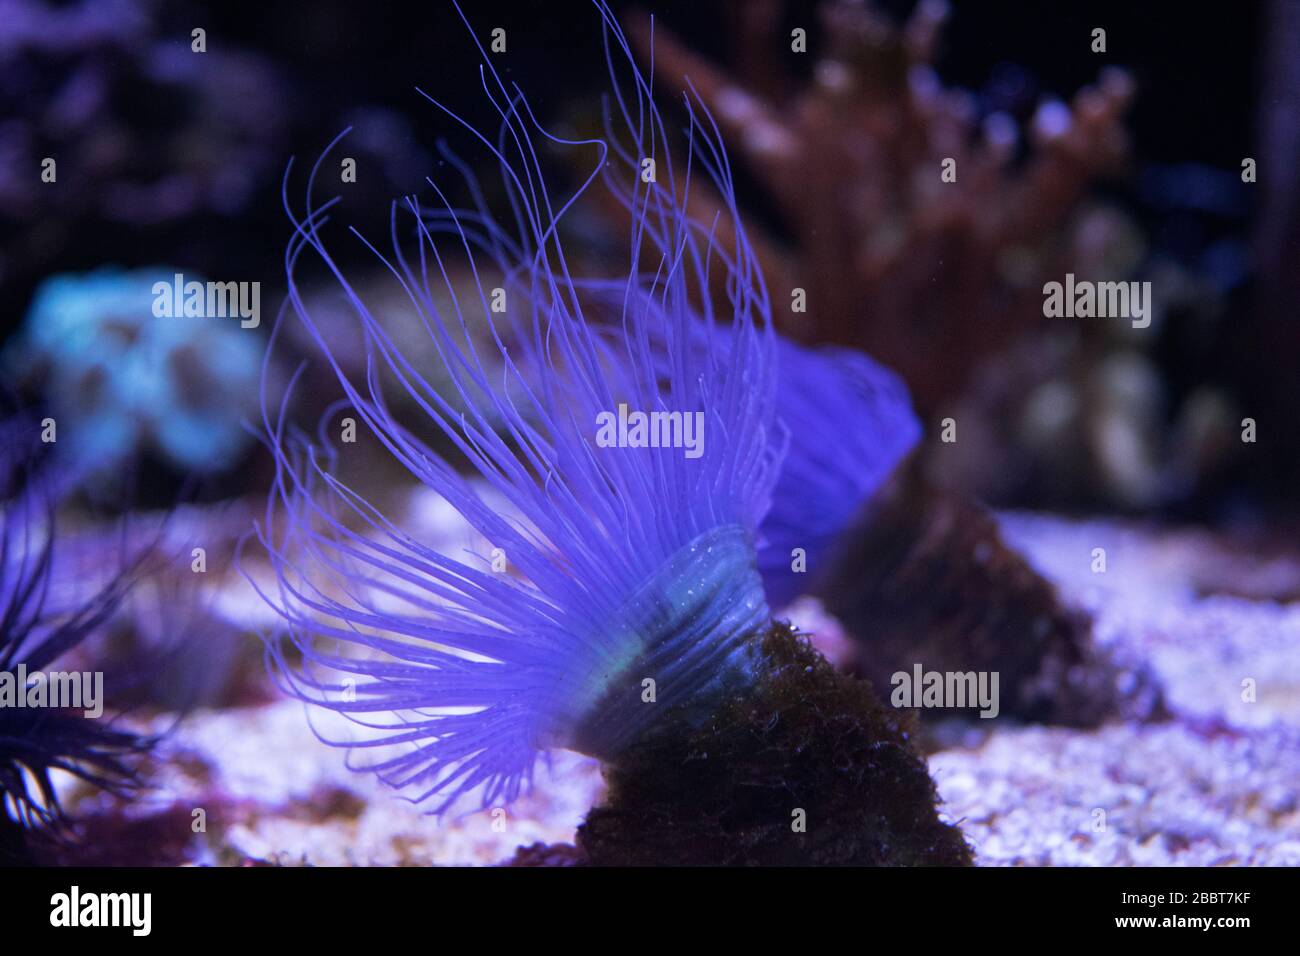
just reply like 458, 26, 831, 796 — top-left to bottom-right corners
10, 268, 261, 477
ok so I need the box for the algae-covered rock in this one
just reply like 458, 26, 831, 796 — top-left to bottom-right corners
577, 624, 972, 866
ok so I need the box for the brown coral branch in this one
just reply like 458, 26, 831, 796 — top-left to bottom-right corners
627, 0, 1133, 414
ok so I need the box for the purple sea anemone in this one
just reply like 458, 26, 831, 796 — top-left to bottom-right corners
758, 339, 921, 607
252, 2, 783, 814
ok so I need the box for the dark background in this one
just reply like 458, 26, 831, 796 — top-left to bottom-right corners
1, 0, 1291, 517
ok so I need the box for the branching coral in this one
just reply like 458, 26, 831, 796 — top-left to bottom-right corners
623, 0, 1132, 415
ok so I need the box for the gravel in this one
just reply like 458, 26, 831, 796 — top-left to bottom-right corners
53, 511, 1299, 866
